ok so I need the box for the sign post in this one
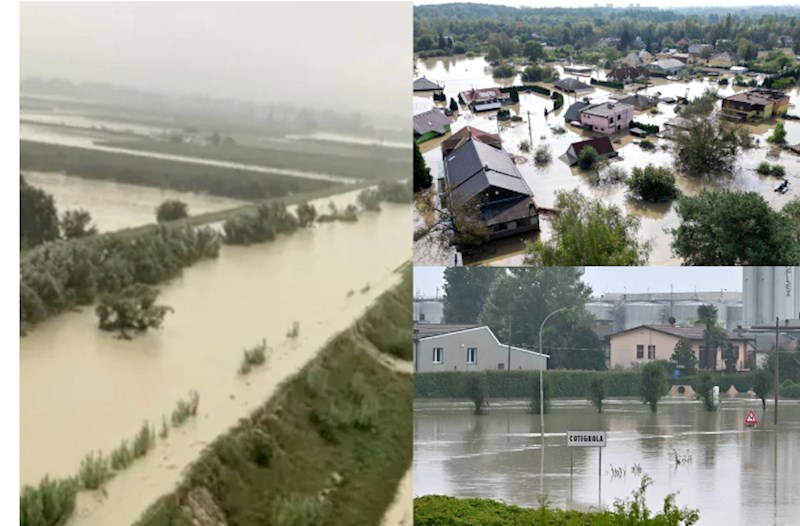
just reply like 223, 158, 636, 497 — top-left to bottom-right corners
567, 431, 607, 508
745, 409, 758, 427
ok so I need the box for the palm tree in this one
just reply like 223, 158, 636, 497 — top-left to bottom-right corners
697, 304, 718, 370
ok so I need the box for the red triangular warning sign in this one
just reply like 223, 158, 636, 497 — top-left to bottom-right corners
745, 410, 758, 426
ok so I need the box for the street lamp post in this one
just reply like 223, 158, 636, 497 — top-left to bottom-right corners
537, 307, 568, 496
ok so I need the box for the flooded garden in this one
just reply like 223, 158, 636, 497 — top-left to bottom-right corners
414, 398, 800, 526
414, 55, 800, 265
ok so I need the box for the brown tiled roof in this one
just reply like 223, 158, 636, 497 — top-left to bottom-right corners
441, 126, 502, 155
610, 324, 754, 341
570, 136, 616, 156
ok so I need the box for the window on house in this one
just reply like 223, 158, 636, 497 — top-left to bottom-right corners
498, 363, 505, 370
432, 348, 443, 364
647, 345, 656, 359
419, 313, 426, 321
467, 348, 477, 364
636, 344, 644, 359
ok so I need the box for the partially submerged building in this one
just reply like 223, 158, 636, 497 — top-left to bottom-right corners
563, 101, 589, 124
609, 66, 649, 83
578, 101, 635, 134
647, 58, 685, 74
608, 324, 755, 372
458, 87, 511, 112
442, 126, 539, 239
615, 93, 658, 110
554, 77, 593, 93
413, 108, 453, 143
413, 76, 444, 92
414, 324, 548, 373
563, 136, 618, 166
721, 89, 790, 121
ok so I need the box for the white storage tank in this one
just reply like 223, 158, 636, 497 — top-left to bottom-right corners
743, 267, 800, 327
620, 302, 666, 330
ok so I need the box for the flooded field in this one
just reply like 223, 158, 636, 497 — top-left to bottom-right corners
414, 398, 800, 526
415, 56, 800, 265
21, 196, 409, 523
23, 170, 245, 232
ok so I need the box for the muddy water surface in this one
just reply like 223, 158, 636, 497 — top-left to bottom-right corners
415, 56, 800, 265
414, 398, 800, 526
23, 171, 245, 232
21, 196, 409, 523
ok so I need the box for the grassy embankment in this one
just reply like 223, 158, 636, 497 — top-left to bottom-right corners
414, 478, 700, 526
133, 265, 413, 525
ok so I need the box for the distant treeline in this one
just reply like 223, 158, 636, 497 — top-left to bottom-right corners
95, 139, 410, 183
20, 141, 336, 201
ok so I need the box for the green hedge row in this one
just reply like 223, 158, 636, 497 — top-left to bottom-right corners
630, 120, 660, 134
500, 84, 551, 96
414, 370, 757, 399
591, 78, 624, 90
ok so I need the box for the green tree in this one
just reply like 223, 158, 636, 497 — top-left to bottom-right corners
697, 304, 719, 370
673, 118, 741, 178
296, 202, 317, 227
95, 284, 173, 339
414, 142, 432, 193
587, 375, 606, 413
464, 374, 487, 415
753, 368, 774, 411
529, 373, 551, 414
694, 370, 718, 411
626, 165, 679, 202
768, 122, 787, 145
60, 209, 97, 239
449, 97, 459, 112
783, 198, 800, 244
639, 361, 669, 412
577, 146, 599, 171
20, 176, 60, 249
722, 342, 739, 374
524, 40, 545, 62
525, 189, 650, 265
357, 188, 381, 211
486, 45, 502, 64
442, 267, 497, 324
156, 200, 189, 222
670, 338, 698, 376
670, 190, 800, 265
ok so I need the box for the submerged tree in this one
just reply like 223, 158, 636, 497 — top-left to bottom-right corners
587, 375, 606, 413
670, 338, 698, 376
673, 117, 742, 178
156, 199, 189, 222
464, 374, 487, 415
61, 209, 97, 239
639, 361, 669, 412
753, 368, 774, 411
525, 189, 650, 265
20, 175, 60, 249
296, 202, 317, 227
694, 370, 718, 411
95, 284, 173, 339
414, 142, 432, 193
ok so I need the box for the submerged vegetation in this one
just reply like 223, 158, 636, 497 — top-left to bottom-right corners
171, 391, 201, 427
132, 270, 413, 526
239, 339, 269, 375
96, 284, 174, 338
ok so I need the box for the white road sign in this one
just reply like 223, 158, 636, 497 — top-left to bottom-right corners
566, 430, 607, 447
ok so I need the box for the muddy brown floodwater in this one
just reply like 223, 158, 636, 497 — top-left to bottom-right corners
415, 56, 800, 265
414, 398, 800, 526
20, 190, 409, 525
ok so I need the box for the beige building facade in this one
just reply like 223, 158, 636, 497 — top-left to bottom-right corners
608, 325, 754, 371
414, 326, 548, 373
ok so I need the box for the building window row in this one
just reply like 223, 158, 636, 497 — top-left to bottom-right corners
432, 347, 479, 365
635, 344, 656, 359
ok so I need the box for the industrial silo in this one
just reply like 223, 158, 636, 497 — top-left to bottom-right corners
620, 302, 666, 330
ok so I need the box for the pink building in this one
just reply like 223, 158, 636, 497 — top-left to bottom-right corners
579, 102, 635, 135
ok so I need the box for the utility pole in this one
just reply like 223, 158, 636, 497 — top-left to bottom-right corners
527, 110, 533, 147
507, 317, 512, 399
774, 317, 780, 425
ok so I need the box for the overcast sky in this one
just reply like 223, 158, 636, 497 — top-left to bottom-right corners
413, 266, 743, 299
20, 2, 410, 123
416, 1, 799, 8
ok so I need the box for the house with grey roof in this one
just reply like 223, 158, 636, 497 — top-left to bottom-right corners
647, 58, 685, 74
554, 77, 593, 93
564, 101, 589, 123
413, 108, 452, 143
442, 129, 539, 240
413, 77, 444, 92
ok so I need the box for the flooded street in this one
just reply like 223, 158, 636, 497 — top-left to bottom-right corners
414, 398, 800, 525
23, 170, 246, 232
21, 197, 409, 523
415, 56, 800, 265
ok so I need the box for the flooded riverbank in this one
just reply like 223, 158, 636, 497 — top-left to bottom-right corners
414, 398, 800, 526
20, 201, 409, 504
415, 56, 800, 265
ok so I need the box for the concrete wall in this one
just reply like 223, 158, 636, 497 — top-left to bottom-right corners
415, 327, 547, 373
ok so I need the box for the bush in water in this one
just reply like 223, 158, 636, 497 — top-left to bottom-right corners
95, 284, 174, 338
20, 476, 79, 526
171, 391, 201, 427
239, 339, 268, 375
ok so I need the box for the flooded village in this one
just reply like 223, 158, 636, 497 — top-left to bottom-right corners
19, 3, 412, 526
413, 6, 800, 266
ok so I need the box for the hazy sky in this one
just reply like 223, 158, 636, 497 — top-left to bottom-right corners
413, 267, 743, 299
21, 2, 410, 123
416, 1, 800, 8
